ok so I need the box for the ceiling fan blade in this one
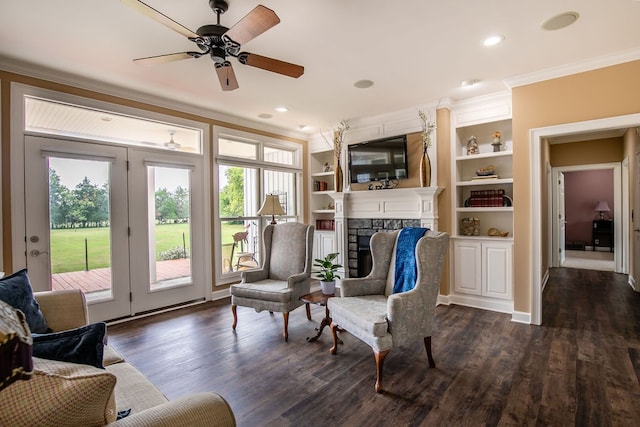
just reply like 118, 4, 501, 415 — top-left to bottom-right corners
216, 63, 239, 91
223, 5, 280, 45
239, 53, 304, 78
121, 0, 199, 39
133, 52, 201, 65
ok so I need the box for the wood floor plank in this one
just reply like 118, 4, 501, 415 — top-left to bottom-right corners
107, 268, 640, 426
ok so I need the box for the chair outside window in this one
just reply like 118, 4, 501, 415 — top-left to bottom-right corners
230, 222, 314, 341
328, 229, 449, 392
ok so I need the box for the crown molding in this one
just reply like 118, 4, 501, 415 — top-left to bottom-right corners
0, 55, 307, 141
504, 48, 640, 89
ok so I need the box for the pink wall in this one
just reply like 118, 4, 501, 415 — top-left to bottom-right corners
564, 169, 614, 245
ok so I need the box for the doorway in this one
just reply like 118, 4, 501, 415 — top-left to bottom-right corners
530, 113, 640, 325
24, 135, 207, 321
550, 164, 621, 272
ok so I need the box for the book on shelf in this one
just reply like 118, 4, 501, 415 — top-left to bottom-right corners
316, 219, 335, 231
471, 174, 500, 180
313, 181, 328, 191
468, 189, 505, 207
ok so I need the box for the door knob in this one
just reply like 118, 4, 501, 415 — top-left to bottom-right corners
30, 249, 48, 257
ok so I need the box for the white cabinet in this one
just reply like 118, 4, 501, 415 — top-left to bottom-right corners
453, 239, 513, 301
449, 94, 514, 313
313, 231, 335, 262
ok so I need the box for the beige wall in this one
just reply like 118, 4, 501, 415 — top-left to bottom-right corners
550, 137, 623, 167
512, 59, 640, 313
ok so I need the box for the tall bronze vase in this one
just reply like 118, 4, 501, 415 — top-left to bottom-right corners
420, 149, 431, 187
334, 160, 343, 192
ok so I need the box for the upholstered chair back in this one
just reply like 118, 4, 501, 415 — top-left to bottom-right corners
262, 222, 313, 281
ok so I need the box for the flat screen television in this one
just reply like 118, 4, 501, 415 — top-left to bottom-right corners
348, 135, 408, 184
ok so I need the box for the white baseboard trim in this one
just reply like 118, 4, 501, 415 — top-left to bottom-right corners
447, 293, 513, 314
437, 294, 451, 306
211, 287, 231, 301
629, 275, 638, 292
541, 269, 550, 293
511, 311, 531, 324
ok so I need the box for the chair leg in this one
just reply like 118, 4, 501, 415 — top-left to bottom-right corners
329, 322, 340, 355
374, 349, 390, 393
305, 303, 311, 320
283, 312, 289, 341
424, 336, 435, 368
231, 305, 237, 330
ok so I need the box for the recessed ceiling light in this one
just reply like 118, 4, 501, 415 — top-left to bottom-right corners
460, 79, 479, 88
483, 34, 505, 46
354, 79, 374, 89
258, 113, 273, 119
298, 125, 309, 131
274, 106, 289, 113
542, 12, 579, 31
100, 116, 113, 122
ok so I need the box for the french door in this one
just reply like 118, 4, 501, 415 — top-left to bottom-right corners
24, 136, 207, 321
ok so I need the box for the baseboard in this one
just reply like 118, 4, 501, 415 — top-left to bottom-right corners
541, 269, 550, 293
511, 311, 531, 324
447, 293, 513, 314
211, 287, 230, 301
629, 275, 638, 292
437, 293, 451, 306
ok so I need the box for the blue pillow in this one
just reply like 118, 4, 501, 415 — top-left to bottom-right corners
0, 269, 50, 334
32, 322, 107, 369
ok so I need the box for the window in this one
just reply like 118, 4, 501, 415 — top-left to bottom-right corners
215, 128, 302, 282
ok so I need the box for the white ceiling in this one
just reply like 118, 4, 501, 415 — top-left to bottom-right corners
1, 0, 640, 135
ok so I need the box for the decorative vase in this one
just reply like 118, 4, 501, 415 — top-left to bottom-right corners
419, 150, 431, 187
320, 280, 336, 295
334, 160, 343, 192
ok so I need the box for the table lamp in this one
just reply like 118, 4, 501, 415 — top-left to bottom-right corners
258, 194, 285, 224
594, 200, 610, 220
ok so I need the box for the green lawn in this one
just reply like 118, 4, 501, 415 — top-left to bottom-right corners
50, 222, 247, 273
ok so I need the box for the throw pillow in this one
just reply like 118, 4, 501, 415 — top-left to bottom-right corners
32, 322, 107, 369
0, 300, 33, 391
0, 269, 50, 333
0, 357, 117, 426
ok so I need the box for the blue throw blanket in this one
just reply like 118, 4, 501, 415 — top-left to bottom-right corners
392, 227, 429, 294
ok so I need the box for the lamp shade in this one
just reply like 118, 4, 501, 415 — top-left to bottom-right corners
594, 200, 610, 219
258, 194, 285, 224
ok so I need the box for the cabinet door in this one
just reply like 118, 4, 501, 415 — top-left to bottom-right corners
453, 240, 482, 295
482, 241, 513, 300
313, 231, 335, 261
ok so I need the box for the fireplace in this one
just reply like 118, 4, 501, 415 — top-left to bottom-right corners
347, 218, 420, 277
330, 187, 442, 278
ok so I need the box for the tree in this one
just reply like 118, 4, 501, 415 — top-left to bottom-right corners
49, 169, 72, 228
173, 186, 190, 221
219, 167, 245, 218
73, 177, 108, 227
155, 188, 178, 223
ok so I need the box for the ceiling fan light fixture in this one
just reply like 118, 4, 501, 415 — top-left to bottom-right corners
164, 130, 181, 150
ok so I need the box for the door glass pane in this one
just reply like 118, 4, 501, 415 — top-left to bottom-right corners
148, 167, 192, 290
49, 158, 113, 302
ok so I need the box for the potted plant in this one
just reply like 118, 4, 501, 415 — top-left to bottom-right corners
314, 253, 342, 295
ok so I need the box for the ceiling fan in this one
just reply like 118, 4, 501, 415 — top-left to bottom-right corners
122, 0, 304, 91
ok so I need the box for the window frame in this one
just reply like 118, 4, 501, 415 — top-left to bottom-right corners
213, 126, 303, 284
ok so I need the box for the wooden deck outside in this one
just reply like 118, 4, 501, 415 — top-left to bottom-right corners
52, 258, 191, 293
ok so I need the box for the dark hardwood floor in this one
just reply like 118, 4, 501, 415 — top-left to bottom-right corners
107, 268, 640, 426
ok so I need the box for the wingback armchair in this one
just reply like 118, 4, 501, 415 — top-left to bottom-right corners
230, 222, 314, 341
327, 229, 449, 392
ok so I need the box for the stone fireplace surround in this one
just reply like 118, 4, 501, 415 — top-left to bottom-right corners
329, 187, 443, 278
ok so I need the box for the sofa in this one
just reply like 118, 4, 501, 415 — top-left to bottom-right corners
1, 289, 236, 426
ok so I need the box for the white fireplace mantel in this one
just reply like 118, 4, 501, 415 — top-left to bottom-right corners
329, 187, 443, 276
